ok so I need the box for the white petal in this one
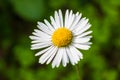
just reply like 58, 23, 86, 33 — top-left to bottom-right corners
54, 11, 60, 27
76, 12, 79, 16
70, 13, 82, 30
30, 35, 50, 44
77, 31, 92, 38
35, 46, 52, 56
70, 46, 83, 59
83, 42, 92, 45
31, 42, 51, 47
76, 18, 89, 31
46, 47, 58, 64
52, 48, 63, 68
69, 46, 79, 63
31, 42, 52, 50
74, 23, 91, 36
67, 14, 75, 28
29, 36, 40, 40
37, 22, 52, 35
66, 10, 74, 28
58, 10, 63, 27
62, 48, 69, 67
65, 10, 69, 27
44, 19, 55, 32
33, 29, 51, 38
69, 14, 75, 28
39, 46, 56, 64
73, 36, 92, 43
66, 47, 76, 65
31, 38, 51, 43
50, 16, 58, 29
72, 17, 88, 32
72, 43, 90, 50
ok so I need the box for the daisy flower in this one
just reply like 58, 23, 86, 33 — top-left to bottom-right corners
29, 10, 92, 68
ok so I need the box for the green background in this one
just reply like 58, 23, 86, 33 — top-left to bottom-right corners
0, 0, 120, 80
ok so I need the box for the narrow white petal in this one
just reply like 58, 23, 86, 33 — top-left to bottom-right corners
31, 38, 51, 43
66, 10, 73, 28
73, 17, 88, 32
31, 42, 52, 50
76, 24, 91, 35
54, 11, 60, 27
83, 42, 92, 45
44, 19, 55, 32
56, 48, 64, 67
52, 48, 63, 68
66, 47, 76, 65
39, 46, 56, 64
74, 23, 91, 36
77, 18, 89, 31
69, 14, 75, 29
50, 16, 58, 29
33, 29, 51, 38
35, 46, 53, 56
58, 10, 63, 27
62, 48, 69, 67
30, 31, 51, 40
29, 36, 40, 40
70, 13, 82, 30
72, 43, 90, 50
73, 36, 92, 43
77, 31, 92, 38
69, 46, 79, 63
46, 47, 58, 64
65, 10, 69, 27
31, 42, 51, 47
70, 46, 83, 59
30, 35, 50, 43
79, 23, 91, 34
76, 12, 79, 16
37, 22, 52, 35
29, 36, 51, 42
32, 32, 42, 38
68, 10, 73, 21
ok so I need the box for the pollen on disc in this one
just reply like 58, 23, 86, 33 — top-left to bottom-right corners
52, 27, 73, 47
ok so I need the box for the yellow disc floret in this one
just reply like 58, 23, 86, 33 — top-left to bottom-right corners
52, 27, 73, 47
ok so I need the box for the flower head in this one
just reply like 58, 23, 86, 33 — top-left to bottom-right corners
29, 10, 92, 68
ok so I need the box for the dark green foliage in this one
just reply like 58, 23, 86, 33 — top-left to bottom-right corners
0, 0, 120, 80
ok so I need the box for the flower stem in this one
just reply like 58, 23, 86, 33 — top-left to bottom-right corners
75, 64, 81, 80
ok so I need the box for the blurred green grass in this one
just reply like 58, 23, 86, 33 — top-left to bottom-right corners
0, 0, 120, 80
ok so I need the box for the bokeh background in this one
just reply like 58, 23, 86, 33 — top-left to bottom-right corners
0, 0, 120, 80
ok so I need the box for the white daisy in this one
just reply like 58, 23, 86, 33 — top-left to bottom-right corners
29, 10, 92, 68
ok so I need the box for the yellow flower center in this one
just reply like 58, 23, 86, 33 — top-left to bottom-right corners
52, 27, 73, 47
